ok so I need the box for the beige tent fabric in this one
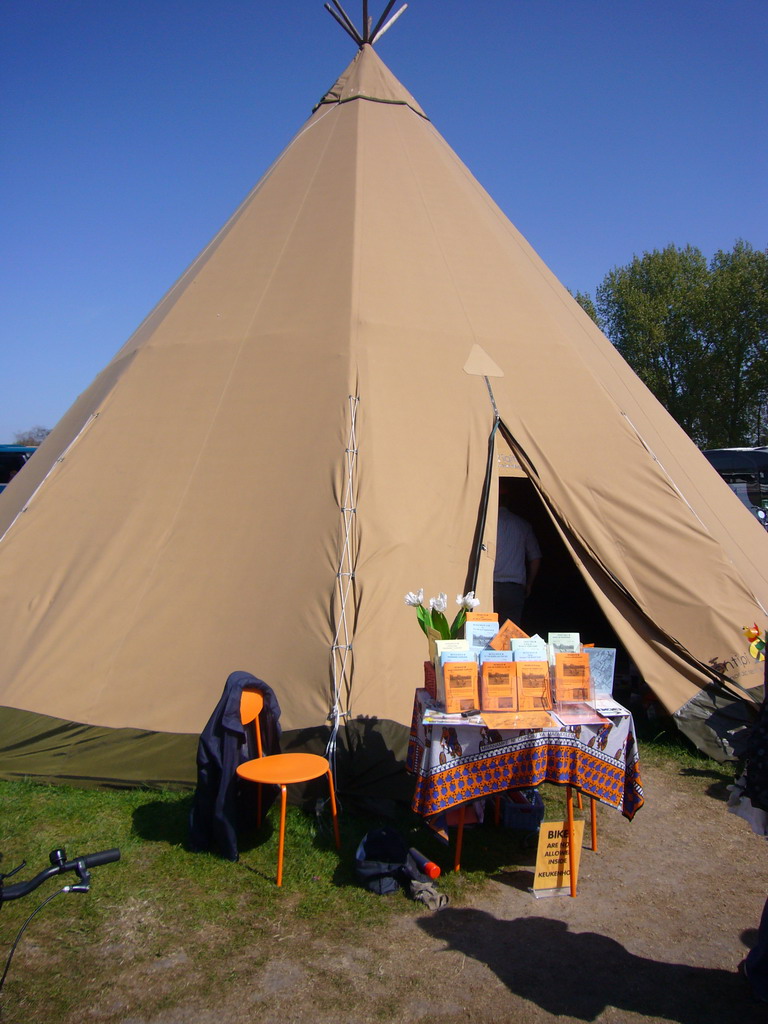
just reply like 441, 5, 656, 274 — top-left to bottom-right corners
316, 44, 426, 115
0, 45, 766, 772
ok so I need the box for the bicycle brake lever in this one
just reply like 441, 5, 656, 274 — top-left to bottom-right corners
0, 860, 26, 882
73, 859, 91, 887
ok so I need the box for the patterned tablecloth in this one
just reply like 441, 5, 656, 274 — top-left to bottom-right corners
408, 689, 644, 821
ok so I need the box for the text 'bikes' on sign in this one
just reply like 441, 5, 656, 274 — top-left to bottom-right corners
532, 820, 584, 897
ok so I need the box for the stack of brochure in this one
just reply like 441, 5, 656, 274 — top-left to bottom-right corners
426, 617, 629, 724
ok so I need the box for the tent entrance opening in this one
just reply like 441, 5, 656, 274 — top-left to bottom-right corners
497, 476, 637, 697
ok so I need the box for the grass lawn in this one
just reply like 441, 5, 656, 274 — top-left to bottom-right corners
0, 720, 716, 1023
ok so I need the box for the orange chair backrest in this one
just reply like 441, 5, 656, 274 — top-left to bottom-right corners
240, 688, 264, 758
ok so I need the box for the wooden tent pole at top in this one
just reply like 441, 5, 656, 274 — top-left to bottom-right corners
370, 1, 398, 42
323, 1, 406, 48
326, 1, 363, 45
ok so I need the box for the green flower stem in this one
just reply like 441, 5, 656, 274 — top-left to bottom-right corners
449, 607, 466, 639
415, 605, 431, 636
431, 610, 450, 639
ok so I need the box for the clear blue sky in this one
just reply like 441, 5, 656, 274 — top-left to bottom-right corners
2, 0, 766, 442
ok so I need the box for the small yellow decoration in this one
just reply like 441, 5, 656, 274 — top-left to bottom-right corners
743, 623, 766, 662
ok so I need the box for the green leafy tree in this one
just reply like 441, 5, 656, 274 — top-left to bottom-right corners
699, 241, 768, 447
573, 290, 598, 324
13, 425, 50, 446
595, 245, 709, 442
590, 242, 768, 448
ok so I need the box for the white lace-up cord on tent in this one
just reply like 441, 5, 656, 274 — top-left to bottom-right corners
621, 411, 767, 617
326, 394, 360, 781
465, 377, 501, 594
0, 413, 100, 548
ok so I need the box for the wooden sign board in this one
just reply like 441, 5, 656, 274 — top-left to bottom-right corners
532, 820, 585, 897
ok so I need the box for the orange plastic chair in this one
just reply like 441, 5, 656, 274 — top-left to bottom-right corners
236, 688, 340, 886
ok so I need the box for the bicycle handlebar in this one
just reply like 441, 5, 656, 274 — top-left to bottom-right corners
0, 848, 120, 902
76, 849, 121, 870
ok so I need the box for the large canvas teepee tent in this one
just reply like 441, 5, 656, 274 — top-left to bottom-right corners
1, 26, 766, 787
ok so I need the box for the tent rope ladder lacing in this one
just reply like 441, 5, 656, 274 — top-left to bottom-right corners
484, 375, 500, 421
327, 394, 360, 782
621, 411, 768, 620
0, 412, 100, 549
628, 408, 768, 617
620, 411, 709, 530
465, 376, 501, 595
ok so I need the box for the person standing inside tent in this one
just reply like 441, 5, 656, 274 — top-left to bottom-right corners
493, 479, 542, 628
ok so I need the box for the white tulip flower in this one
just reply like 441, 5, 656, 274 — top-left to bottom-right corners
404, 589, 424, 607
429, 593, 448, 614
457, 591, 480, 610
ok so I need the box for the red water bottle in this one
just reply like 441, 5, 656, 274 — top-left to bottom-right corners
409, 847, 441, 880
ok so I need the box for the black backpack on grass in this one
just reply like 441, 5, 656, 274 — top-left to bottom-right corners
354, 827, 429, 895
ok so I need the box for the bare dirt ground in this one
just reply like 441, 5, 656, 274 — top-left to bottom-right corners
107, 754, 768, 1024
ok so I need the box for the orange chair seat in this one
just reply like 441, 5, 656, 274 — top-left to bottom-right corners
237, 753, 330, 787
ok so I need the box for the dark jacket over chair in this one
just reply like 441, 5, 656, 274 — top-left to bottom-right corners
188, 671, 281, 860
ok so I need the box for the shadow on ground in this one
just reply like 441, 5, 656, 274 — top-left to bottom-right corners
418, 908, 762, 1023
132, 796, 192, 845
679, 765, 735, 801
